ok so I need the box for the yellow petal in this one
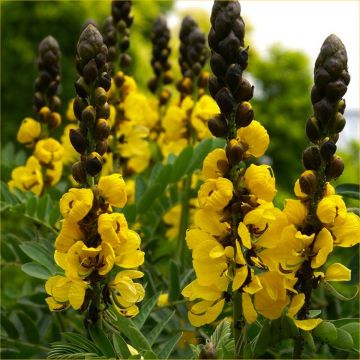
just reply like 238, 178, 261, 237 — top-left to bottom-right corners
287, 294, 305, 318
242, 293, 258, 324
311, 228, 333, 269
238, 222, 252, 249
293, 318, 322, 331
325, 263, 351, 281
45, 297, 69, 311
68, 281, 86, 310
243, 275, 263, 294
232, 266, 249, 291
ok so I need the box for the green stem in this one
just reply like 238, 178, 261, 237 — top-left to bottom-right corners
233, 290, 245, 359
176, 174, 192, 270
293, 333, 304, 359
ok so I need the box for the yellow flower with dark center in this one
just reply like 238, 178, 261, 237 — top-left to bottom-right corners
34, 138, 64, 164
332, 212, 360, 247
59, 241, 115, 279
98, 174, 127, 208
55, 219, 84, 252
8, 156, 43, 196
59, 188, 94, 222
198, 177, 233, 210
316, 195, 347, 227
202, 148, 229, 180
98, 212, 128, 247
283, 199, 307, 226
236, 120, 269, 158
45, 275, 87, 311
17, 118, 41, 144
46, 160, 63, 186
191, 95, 219, 140
110, 270, 145, 317
114, 229, 145, 268
244, 164, 276, 202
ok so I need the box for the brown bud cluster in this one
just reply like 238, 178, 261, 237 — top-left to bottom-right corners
302, 34, 349, 181
72, 25, 111, 183
33, 36, 62, 129
177, 16, 208, 95
207, 0, 255, 143
147, 15, 173, 99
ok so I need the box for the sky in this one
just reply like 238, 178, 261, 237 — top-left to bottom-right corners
171, 0, 360, 112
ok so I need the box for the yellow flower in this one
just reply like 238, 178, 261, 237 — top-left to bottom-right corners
98, 174, 127, 208
159, 136, 189, 159
110, 270, 145, 317
162, 105, 188, 141
244, 164, 276, 202
34, 138, 64, 164
125, 179, 135, 204
316, 195, 347, 227
121, 75, 137, 95
59, 188, 94, 222
8, 156, 43, 196
61, 241, 115, 279
324, 263, 351, 281
283, 199, 307, 226
100, 152, 113, 177
55, 219, 84, 252
157, 293, 169, 307
182, 279, 226, 301
114, 230, 145, 268
311, 227, 333, 268
45, 275, 87, 311
202, 148, 229, 180
17, 118, 41, 144
191, 95, 219, 140
198, 177, 233, 210
236, 121, 269, 158
188, 299, 225, 327
65, 99, 76, 121
194, 208, 230, 237
61, 124, 78, 165
98, 212, 128, 247
242, 293, 258, 324
332, 212, 360, 247
163, 204, 182, 239
46, 160, 63, 186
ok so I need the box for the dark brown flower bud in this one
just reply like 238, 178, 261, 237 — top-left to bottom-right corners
208, 114, 228, 137
217, 159, 229, 176
332, 112, 346, 133
225, 63, 242, 92
320, 140, 337, 162
75, 77, 90, 98
96, 139, 108, 156
228, 141, 245, 165
208, 75, 223, 98
33, 92, 46, 111
324, 56, 343, 78
235, 101, 254, 127
120, 53, 132, 67
86, 152, 103, 176
160, 89, 171, 105
325, 155, 344, 179
114, 71, 125, 88
314, 68, 331, 89
94, 118, 110, 140
326, 80, 347, 101
210, 51, 227, 78
97, 73, 111, 92
313, 98, 333, 125
97, 102, 110, 119
73, 96, 88, 120
181, 77, 193, 95
306, 116, 321, 143
83, 59, 98, 84
70, 129, 87, 154
299, 171, 317, 195
337, 99, 346, 115
215, 87, 234, 115
47, 112, 61, 129
198, 72, 209, 89
72, 161, 87, 184
38, 106, 51, 123
49, 96, 61, 111
310, 85, 323, 105
163, 71, 174, 85
232, 78, 253, 102
302, 146, 321, 170
81, 105, 96, 123
77, 24, 103, 62
147, 77, 158, 93
95, 87, 107, 107
340, 70, 350, 85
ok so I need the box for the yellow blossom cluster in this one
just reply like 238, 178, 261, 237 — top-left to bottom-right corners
45, 174, 145, 317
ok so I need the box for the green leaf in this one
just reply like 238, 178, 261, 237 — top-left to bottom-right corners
123, 204, 137, 224
303, 331, 316, 352
19, 242, 55, 272
21, 262, 51, 279
25, 196, 37, 216
171, 146, 194, 183
112, 333, 131, 359
149, 162, 164, 185
168, 260, 180, 302
210, 318, 232, 348
36, 194, 51, 221
133, 293, 159, 330
328, 328, 354, 351
117, 315, 152, 352
308, 310, 322, 318
252, 319, 271, 356
340, 323, 359, 353
88, 323, 116, 358
17, 311, 40, 343
336, 183, 360, 199
137, 184, 162, 214
313, 321, 337, 343
1, 314, 19, 339
148, 311, 175, 346
48, 206, 61, 227
135, 176, 147, 204
324, 281, 359, 300
330, 318, 360, 327
186, 138, 213, 174
156, 332, 182, 359
62, 332, 101, 354
143, 350, 157, 359
347, 207, 360, 215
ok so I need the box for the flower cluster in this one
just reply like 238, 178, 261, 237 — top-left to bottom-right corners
45, 25, 144, 322
9, 36, 64, 196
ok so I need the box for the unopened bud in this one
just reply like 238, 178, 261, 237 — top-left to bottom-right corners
236, 101, 254, 127
326, 80, 347, 101
208, 75, 223, 99
70, 129, 87, 154
72, 161, 87, 184
97, 102, 110, 119
75, 77, 90, 98
120, 53, 132, 68
210, 51, 227, 77
86, 152, 103, 176
198, 72, 209, 88
163, 71, 173, 85
96, 139, 108, 155
337, 99, 346, 115
49, 96, 61, 111
233, 78, 253, 102
320, 141, 337, 163
38, 106, 51, 123
83, 58, 98, 84
225, 63, 242, 92
228, 140, 245, 165
299, 170, 317, 195
215, 87, 234, 116
114, 71, 125, 88
332, 112, 346, 133
208, 114, 228, 137
81, 105, 96, 123
73, 96, 88, 120
326, 155, 344, 180
95, 119, 110, 140
95, 87, 107, 107
160, 89, 171, 105
98, 73, 111, 92
302, 146, 321, 170
199, 342, 216, 359
306, 117, 321, 143
147, 77, 158, 93
48, 112, 62, 129
181, 77, 193, 95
